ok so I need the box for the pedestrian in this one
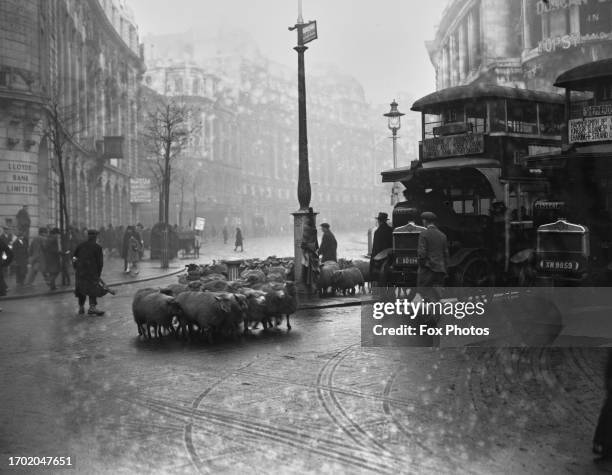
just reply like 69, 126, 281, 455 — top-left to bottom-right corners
222, 226, 228, 244
318, 222, 337, 263
126, 230, 141, 275
370, 212, 393, 284
12, 232, 28, 287
0, 237, 14, 296
194, 230, 201, 258
72, 229, 105, 315
300, 209, 319, 292
136, 223, 145, 260
121, 226, 134, 273
44, 228, 62, 291
26, 227, 48, 286
16, 205, 31, 244
416, 211, 448, 302
234, 227, 244, 252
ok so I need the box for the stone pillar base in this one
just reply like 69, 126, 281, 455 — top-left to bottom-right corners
292, 209, 317, 295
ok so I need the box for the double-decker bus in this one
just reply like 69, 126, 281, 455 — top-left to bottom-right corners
379, 83, 564, 287
526, 59, 612, 285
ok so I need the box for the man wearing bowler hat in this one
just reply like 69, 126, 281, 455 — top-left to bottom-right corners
370, 212, 393, 282
417, 211, 448, 300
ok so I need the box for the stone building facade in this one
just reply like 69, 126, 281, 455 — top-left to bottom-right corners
144, 31, 383, 235
427, 0, 612, 93
0, 0, 144, 233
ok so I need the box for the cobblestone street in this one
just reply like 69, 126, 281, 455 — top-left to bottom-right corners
0, 265, 607, 474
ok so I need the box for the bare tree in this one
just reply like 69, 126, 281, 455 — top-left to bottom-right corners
42, 96, 82, 239
142, 97, 200, 265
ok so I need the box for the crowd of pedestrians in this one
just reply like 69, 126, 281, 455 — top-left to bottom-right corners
0, 215, 147, 297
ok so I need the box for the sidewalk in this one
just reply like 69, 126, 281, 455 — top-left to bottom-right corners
0, 233, 373, 310
0, 250, 184, 301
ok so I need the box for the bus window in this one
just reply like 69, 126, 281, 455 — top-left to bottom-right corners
465, 101, 486, 133
424, 113, 442, 138
539, 103, 563, 136
490, 99, 506, 132
507, 100, 537, 135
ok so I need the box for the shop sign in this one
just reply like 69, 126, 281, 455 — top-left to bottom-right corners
422, 133, 485, 160
0, 159, 38, 195
536, 0, 587, 15
538, 31, 612, 53
129, 177, 152, 203
569, 116, 612, 142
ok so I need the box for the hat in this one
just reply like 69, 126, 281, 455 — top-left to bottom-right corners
420, 211, 438, 221
320, 222, 330, 229
375, 212, 389, 221
87, 229, 99, 236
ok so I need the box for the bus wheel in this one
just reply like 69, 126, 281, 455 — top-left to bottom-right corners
454, 256, 494, 302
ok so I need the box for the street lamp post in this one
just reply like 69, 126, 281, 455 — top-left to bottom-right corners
384, 100, 405, 206
289, 0, 318, 292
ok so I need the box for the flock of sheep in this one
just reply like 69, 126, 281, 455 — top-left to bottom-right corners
131, 256, 373, 340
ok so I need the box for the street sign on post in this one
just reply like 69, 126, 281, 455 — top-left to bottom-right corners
195, 217, 205, 231
301, 21, 317, 44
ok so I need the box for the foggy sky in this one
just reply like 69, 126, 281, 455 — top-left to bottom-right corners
127, 0, 448, 106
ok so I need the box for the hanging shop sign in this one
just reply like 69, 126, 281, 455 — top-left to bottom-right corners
301, 21, 317, 44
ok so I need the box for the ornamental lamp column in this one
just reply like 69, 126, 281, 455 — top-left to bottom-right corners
384, 100, 404, 206
289, 0, 318, 292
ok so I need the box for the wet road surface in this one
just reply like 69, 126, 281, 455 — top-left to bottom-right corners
0, 275, 607, 474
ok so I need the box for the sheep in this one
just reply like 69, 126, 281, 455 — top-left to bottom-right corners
132, 289, 183, 338
240, 288, 268, 333
160, 283, 189, 296
175, 291, 233, 342
330, 268, 365, 295
318, 261, 340, 296
273, 281, 298, 331
351, 260, 372, 293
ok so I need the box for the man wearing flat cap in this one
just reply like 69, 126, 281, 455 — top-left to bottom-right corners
370, 212, 393, 280
318, 223, 337, 263
72, 229, 105, 315
417, 212, 449, 299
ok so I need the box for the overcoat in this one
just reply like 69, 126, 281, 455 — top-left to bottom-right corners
73, 238, 104, 296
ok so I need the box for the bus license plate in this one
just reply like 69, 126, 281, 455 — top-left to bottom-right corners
541, 260, 577, 271
398, 256, 418, 265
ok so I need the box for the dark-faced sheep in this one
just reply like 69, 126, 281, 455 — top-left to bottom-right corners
175, 291, 233, 341
330, 268, 365, 295
318, 261, 340, 296
132, 289, 183, 338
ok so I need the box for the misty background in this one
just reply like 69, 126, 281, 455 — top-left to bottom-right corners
128, 0, 448, 106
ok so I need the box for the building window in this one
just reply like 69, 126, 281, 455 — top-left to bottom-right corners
175, 77, 183, 94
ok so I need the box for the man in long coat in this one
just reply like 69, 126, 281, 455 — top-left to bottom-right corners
370, 212, 393, 282
73, 229, 105, 315
318, 223, 337, 262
